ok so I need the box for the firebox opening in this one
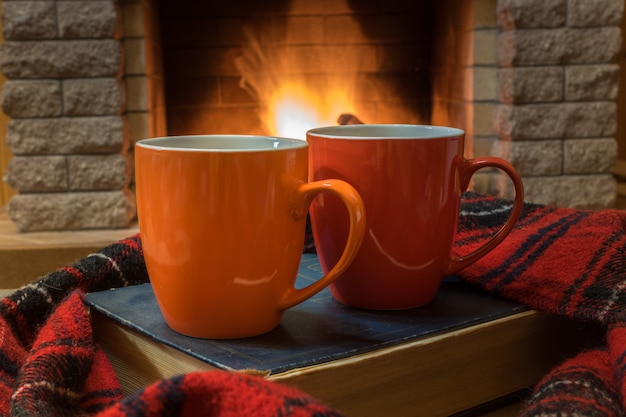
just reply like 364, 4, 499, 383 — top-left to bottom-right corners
155, 1, 438, 140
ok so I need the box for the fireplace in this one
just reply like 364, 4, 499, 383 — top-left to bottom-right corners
157, 0, 433, 138
0, 0, 622, 231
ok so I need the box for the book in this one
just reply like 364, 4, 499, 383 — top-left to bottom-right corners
85, 254, 600, 417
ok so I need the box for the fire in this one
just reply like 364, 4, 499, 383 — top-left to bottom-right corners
267, 83, 356, 139
235, 21, 359, 140
231, 0, 429, 140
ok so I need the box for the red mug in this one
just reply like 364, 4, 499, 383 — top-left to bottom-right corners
307, 124, 524, 310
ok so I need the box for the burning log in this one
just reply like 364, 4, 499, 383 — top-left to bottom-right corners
337, 113, 364, 125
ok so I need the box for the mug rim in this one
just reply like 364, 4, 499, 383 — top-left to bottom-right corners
306, 124, 465, 140
136, 135, 307, 152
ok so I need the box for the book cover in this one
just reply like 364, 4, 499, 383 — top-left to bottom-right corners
84, 254, 528, 375
85, 254, 528, 374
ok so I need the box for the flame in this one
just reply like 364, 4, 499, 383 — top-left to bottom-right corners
267, 83, 356, 138
235, 8, 360, 140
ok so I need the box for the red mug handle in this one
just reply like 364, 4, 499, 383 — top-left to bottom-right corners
448, 156, 524, 274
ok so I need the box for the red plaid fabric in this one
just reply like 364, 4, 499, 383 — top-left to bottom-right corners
98, 371, 343, 417
455, 193, 626, 323
0, 193, 624, 416
454, 193, 626, 416
0, 235, 342, 417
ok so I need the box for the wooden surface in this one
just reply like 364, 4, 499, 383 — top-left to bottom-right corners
0, 208, 138, 287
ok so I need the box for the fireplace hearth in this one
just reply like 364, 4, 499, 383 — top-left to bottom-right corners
0, 0, 623, 231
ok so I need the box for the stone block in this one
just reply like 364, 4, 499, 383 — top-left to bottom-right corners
1, 80, 62, 117
497, 0, 566, 30
122, 1, 144, 38
489, 174, 616, 209
491, 139, 562, 176
473, 29, 497, 65
473, 67, 498, 101
7, 190, 137, 231
63, 78, 124, 116
472, 136, 497, 158
494, 102, 616, 140
123, 38, 146, 75
498, 29, 566, 67
473, 103, 496, 136
568, 0, 624, 27
492, 175, 559, 205
494, 104, 566, 140
126, 112, 149, 144
498, 67, 563, 103
1, 1, 56, 40
474, 0, 498, 28
562, 28, 621, 64
6, 116, 126, 155
563, 102, 616, 138
68, 154, 128, 191
0, 40, 121, 79
555, 175, 616, 209
498, 28, 620, 67
57, 1, 117, 39
565, 64, 619, 101
124, 76, 146, 111
563, 138, 617, 174
3, 155, 67, 192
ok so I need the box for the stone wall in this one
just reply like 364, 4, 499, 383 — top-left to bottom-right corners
0, 0, 136, 231
491, 0, 622, 209
0, 0, 622, 232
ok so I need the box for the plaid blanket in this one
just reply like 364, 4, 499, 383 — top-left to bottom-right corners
0, 192, 624, 416
456, 194, 626, 416
0, 235, 342, 417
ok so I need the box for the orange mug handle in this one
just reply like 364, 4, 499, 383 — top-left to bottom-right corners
279, 179, 366, 309
448, 157, 525, 274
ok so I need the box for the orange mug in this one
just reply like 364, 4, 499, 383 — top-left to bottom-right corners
135, 135, 365, 338
307, 124, 524, 310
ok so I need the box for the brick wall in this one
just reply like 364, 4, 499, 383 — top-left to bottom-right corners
431, 0, 498, 160
0, 0, 137, 231
158, 0, 434, 136
490, 0, 622, 208
0, 0, 622, 232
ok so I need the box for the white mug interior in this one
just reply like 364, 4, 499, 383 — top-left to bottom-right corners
136, 135, 307, 152
307, 124, 464, 140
